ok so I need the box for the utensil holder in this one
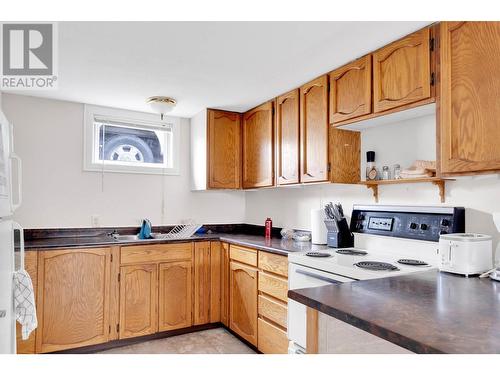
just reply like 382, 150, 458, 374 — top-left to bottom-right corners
324, 218, 354, 248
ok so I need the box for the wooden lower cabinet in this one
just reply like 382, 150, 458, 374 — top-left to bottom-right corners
27, 241, 289, 353
229, 261, 258, 346
36, 248, 111, 353
220, 243, 230, 326
119, 263, 158, 339
194, 241, 211, 325
16, 251, 38, 354
158, 261, 192, 331
257, 250, 289, 354
258, 318, 289, 354
210, 242, 221, 323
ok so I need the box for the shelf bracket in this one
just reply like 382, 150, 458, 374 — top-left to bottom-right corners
365, 184, 378, 203
432, 180, 446, 203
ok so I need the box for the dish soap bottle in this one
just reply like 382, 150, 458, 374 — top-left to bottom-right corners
366, 151, 378, 181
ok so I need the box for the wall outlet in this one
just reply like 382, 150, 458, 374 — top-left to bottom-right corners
91, 215, 100, 227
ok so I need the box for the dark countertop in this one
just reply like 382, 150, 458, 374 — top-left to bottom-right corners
288, 270, 500, 354
24, 232, 328, 256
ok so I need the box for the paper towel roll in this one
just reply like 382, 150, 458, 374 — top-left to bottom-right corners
311, 208, 327, 245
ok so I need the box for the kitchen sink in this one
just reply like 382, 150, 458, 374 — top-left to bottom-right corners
110, 233, 167, 242
110, 234, 140, 241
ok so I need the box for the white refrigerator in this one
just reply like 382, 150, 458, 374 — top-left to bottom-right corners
0, 109, 24, 354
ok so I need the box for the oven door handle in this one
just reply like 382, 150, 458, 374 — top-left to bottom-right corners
295, 269, 342, 284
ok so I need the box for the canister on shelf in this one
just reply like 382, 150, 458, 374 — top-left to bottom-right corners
366, 151, 378, 181
382, 166, 391, 180
393, 164, 401, 179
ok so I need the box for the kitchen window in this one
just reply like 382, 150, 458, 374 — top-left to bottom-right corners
84, 105, 180, 175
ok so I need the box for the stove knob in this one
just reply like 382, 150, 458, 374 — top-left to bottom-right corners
441, 219, 450, 227
409, 222, 418, 229
358, 214, 365, 221
420, 223, 428, 230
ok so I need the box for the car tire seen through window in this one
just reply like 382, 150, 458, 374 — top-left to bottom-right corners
104, 135, 155, 163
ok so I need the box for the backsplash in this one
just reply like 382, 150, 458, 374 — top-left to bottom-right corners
244, 174, 500, 262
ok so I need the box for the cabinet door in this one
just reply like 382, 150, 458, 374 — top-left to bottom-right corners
229, 261, 258, 346
220, 243, 230, 326
330, 55, 372, 124
300, 75, 329, 183
210, 241, 221, 323
242, 101, 274, 188
119, 263, 158, 339
207, 109, 241, 189
276, 89, 300, 185
36, 248, 111, 353
330, 128, 360, 184
440, 22, 500, 174
194, 241, 211, 325
373, 28, 431, 113
158, 261, 192, 332
16, 251, 37, 354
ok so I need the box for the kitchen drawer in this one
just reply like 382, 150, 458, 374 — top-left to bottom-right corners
258, 294, 287, 329
121, 243, 193, 265
258, 251, 288, 277
258, 318, 289, 354
258, 272, 288, 302
230, 245, 257, 267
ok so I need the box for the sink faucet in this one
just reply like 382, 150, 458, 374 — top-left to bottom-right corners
107, 229, 119, 237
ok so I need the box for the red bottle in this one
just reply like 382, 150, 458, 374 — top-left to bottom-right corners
265, 218, 272, 239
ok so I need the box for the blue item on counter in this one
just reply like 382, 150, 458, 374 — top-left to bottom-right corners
196, 226, 207, 234
138, 219, 152, 239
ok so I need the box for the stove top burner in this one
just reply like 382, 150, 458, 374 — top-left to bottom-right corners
336, 249, 368, 256
355, 261, 399, 271
397, 259, 429, 266
305, 252, 331, 258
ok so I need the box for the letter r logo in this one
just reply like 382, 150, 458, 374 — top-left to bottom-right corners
2, 24, 53, 75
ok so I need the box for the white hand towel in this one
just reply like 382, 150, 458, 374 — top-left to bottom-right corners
13, 270, 37, 340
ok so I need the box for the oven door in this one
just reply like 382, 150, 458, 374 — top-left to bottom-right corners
288, 263, 355, 351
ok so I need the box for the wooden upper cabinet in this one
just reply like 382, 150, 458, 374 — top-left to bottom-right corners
158, 261, 192, 332
242, 101, 274, 189
36, 248, 111, 353
276, 89, 300, 185
330, 55, 372, 124
300, 75, 329, 183
440, 21, 500, 175
330, 128, 360, 184
229, 261, 258, 346
373, 28, 431, 113
119, 263, 158, 339
207, 109, 241, 189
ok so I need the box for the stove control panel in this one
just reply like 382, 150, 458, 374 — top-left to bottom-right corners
350, 205, 465, 242
367, 217, 393, 231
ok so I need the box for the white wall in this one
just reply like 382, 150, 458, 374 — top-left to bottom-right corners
3, 94, 246, 228
245, 115, 500, 259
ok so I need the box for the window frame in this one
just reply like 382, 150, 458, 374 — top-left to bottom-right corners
83, 104, 180, 175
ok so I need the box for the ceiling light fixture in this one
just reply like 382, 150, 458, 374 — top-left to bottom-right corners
147, 96, 177, 120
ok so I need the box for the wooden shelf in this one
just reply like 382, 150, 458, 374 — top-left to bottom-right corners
359, 177, 454, 203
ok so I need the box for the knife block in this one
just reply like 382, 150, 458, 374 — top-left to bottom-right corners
325, 218, 354, 248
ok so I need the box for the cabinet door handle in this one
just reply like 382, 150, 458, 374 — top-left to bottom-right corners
306, 173, 314, 178
280, 175, 288, 180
